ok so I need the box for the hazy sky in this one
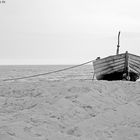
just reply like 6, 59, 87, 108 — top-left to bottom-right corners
1, 0, 140, 64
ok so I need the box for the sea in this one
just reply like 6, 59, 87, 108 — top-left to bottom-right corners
0, 65, 94, 82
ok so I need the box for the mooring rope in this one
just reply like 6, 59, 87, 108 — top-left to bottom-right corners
1, 59, 95, 82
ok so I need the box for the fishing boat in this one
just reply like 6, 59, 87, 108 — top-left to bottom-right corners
93, 32, 140, 81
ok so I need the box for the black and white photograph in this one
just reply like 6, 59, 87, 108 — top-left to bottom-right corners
0, 0, 140, 139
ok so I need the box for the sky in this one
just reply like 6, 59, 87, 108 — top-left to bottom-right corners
0, 0, 140, 64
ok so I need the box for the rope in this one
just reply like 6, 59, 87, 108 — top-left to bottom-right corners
2, 59, 95, 82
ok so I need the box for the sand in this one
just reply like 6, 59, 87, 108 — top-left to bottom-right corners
0, 79, 140, 140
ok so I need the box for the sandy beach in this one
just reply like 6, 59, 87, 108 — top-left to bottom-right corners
1, 0, 140, 139
0, 78, 140, 140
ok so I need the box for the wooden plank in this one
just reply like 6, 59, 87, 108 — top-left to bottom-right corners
129, 59, 140, 69
129, 62, 140, 71
94, 62, 124, 71
129, 58, 140, 66
93, 58, 124, 69
94, 53, 125, 65
94, 65, 124, 74
129, 66, 139, 74
94, 62, 124, 73
129, 64, 140, 74
129, 56, 140, 73
94, 55, 125, 66
100, 65, 124, 74
129, 53, 140, 64
94, 60, 125, 71
95, 65, 124, 76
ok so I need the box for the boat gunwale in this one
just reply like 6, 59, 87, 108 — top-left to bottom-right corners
93, 53, 125, 65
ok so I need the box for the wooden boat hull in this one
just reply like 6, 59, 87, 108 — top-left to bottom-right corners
93, 52, 140, 81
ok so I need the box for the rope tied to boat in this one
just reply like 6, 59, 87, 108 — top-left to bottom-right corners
1, 59, 95, 82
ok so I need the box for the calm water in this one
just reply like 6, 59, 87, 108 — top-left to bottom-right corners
0, 65, 94, 81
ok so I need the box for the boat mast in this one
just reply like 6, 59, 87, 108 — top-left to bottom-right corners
116, 31, 120, 55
